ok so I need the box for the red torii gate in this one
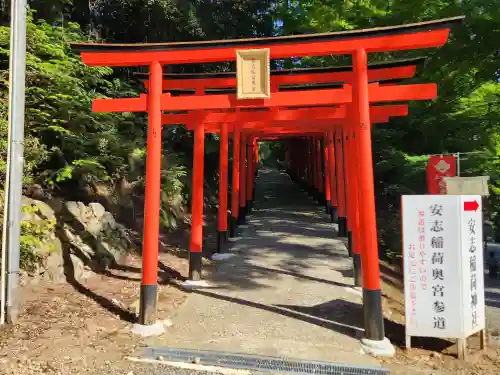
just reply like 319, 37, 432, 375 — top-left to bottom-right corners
98, 68, 434, 258
140, 61, 421, 250
225, 109, 404, 280
72, 16, 463, 355
195, 105, 407, 243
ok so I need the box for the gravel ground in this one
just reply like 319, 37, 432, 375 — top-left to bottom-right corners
76, 363, 228, 375
3, 168, 500, 375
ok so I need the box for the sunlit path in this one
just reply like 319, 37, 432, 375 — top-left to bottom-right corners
147, 168, 381, 367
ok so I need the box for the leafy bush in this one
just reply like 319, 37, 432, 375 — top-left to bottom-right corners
19, 205, 56, 273
0, 195, 56, 272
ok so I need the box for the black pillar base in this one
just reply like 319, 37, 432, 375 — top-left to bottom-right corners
362, 288, 385, 341
229, 216, 237, 237
216, 230, 227, 253
189, 252, 202, 281
325, 200, 331, 215
330, 206, 338, 223
338, 216, 348, 237
311, 189, 318, 200
246, 200, 253, 214
317, 194, 325, 205
347, 230, 353, 257
238, 206, 247, 225
353, 253, 362, 287
312, 189, 319, 200
139, 284, 158, 325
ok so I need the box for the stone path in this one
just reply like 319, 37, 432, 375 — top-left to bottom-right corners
150, 168, 382, 368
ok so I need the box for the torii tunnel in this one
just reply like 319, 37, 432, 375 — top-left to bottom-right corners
72, 15, 464, 352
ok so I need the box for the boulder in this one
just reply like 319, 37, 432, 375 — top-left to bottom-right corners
19, 197, 133, 285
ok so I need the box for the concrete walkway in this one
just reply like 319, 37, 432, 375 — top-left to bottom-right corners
151, 168, 381, 367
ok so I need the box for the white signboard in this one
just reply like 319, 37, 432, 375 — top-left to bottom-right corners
401, 195, 485, 340
442, 176, 490, 196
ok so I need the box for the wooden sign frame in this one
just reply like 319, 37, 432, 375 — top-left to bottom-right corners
236, 48, 271, 99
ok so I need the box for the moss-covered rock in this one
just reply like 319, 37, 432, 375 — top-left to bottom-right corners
19, 197, 133, 286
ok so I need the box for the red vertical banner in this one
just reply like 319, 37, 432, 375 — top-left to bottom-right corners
426, 155, 457, 194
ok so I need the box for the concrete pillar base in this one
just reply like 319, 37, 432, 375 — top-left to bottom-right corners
211, 253, 236, 261
181, 279, 211, 290
130, 322, 165, 337
360, 337, 395, 357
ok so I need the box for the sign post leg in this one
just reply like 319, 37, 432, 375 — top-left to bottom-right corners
354, 48, 394, 356
457, 338, 467, 360
480, 329, 486, 350
139, 60, 163, 326
405, 335, 411, 350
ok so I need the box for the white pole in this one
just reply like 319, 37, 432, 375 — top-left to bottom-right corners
456, 152, 460, 177
1, 0, 28, 325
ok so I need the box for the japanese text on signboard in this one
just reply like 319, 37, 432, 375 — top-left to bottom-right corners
429, 203, 446, 330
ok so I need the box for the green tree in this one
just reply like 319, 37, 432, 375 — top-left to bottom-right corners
273, 0, 500, 258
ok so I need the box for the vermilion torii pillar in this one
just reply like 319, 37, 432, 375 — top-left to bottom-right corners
315, 137, 324, 204
323, 136, 332, 214
139, 61, 163, 325
246, 138, 255, 213
230, 127, 241, 238
327, 131, 338, 223
239, 134, 247, 225
72, 17, 463, 354
335, 129, 347, 237
344, 107, 362, 285
189, 121, 205, 281
217, 122, 229, 253
354, 48, 387, 345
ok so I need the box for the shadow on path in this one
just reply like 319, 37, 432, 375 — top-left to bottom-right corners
192, 289, 363, 338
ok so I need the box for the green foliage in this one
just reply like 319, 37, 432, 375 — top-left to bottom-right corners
0, 193, 57, 272
1, 1, 500, 268
0, 12, 138, 190
273, 0, 500, 257
260, 141, 284, 168
19, 204, 56, 273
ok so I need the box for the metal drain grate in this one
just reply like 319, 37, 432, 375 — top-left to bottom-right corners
141, 347, 390, 375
